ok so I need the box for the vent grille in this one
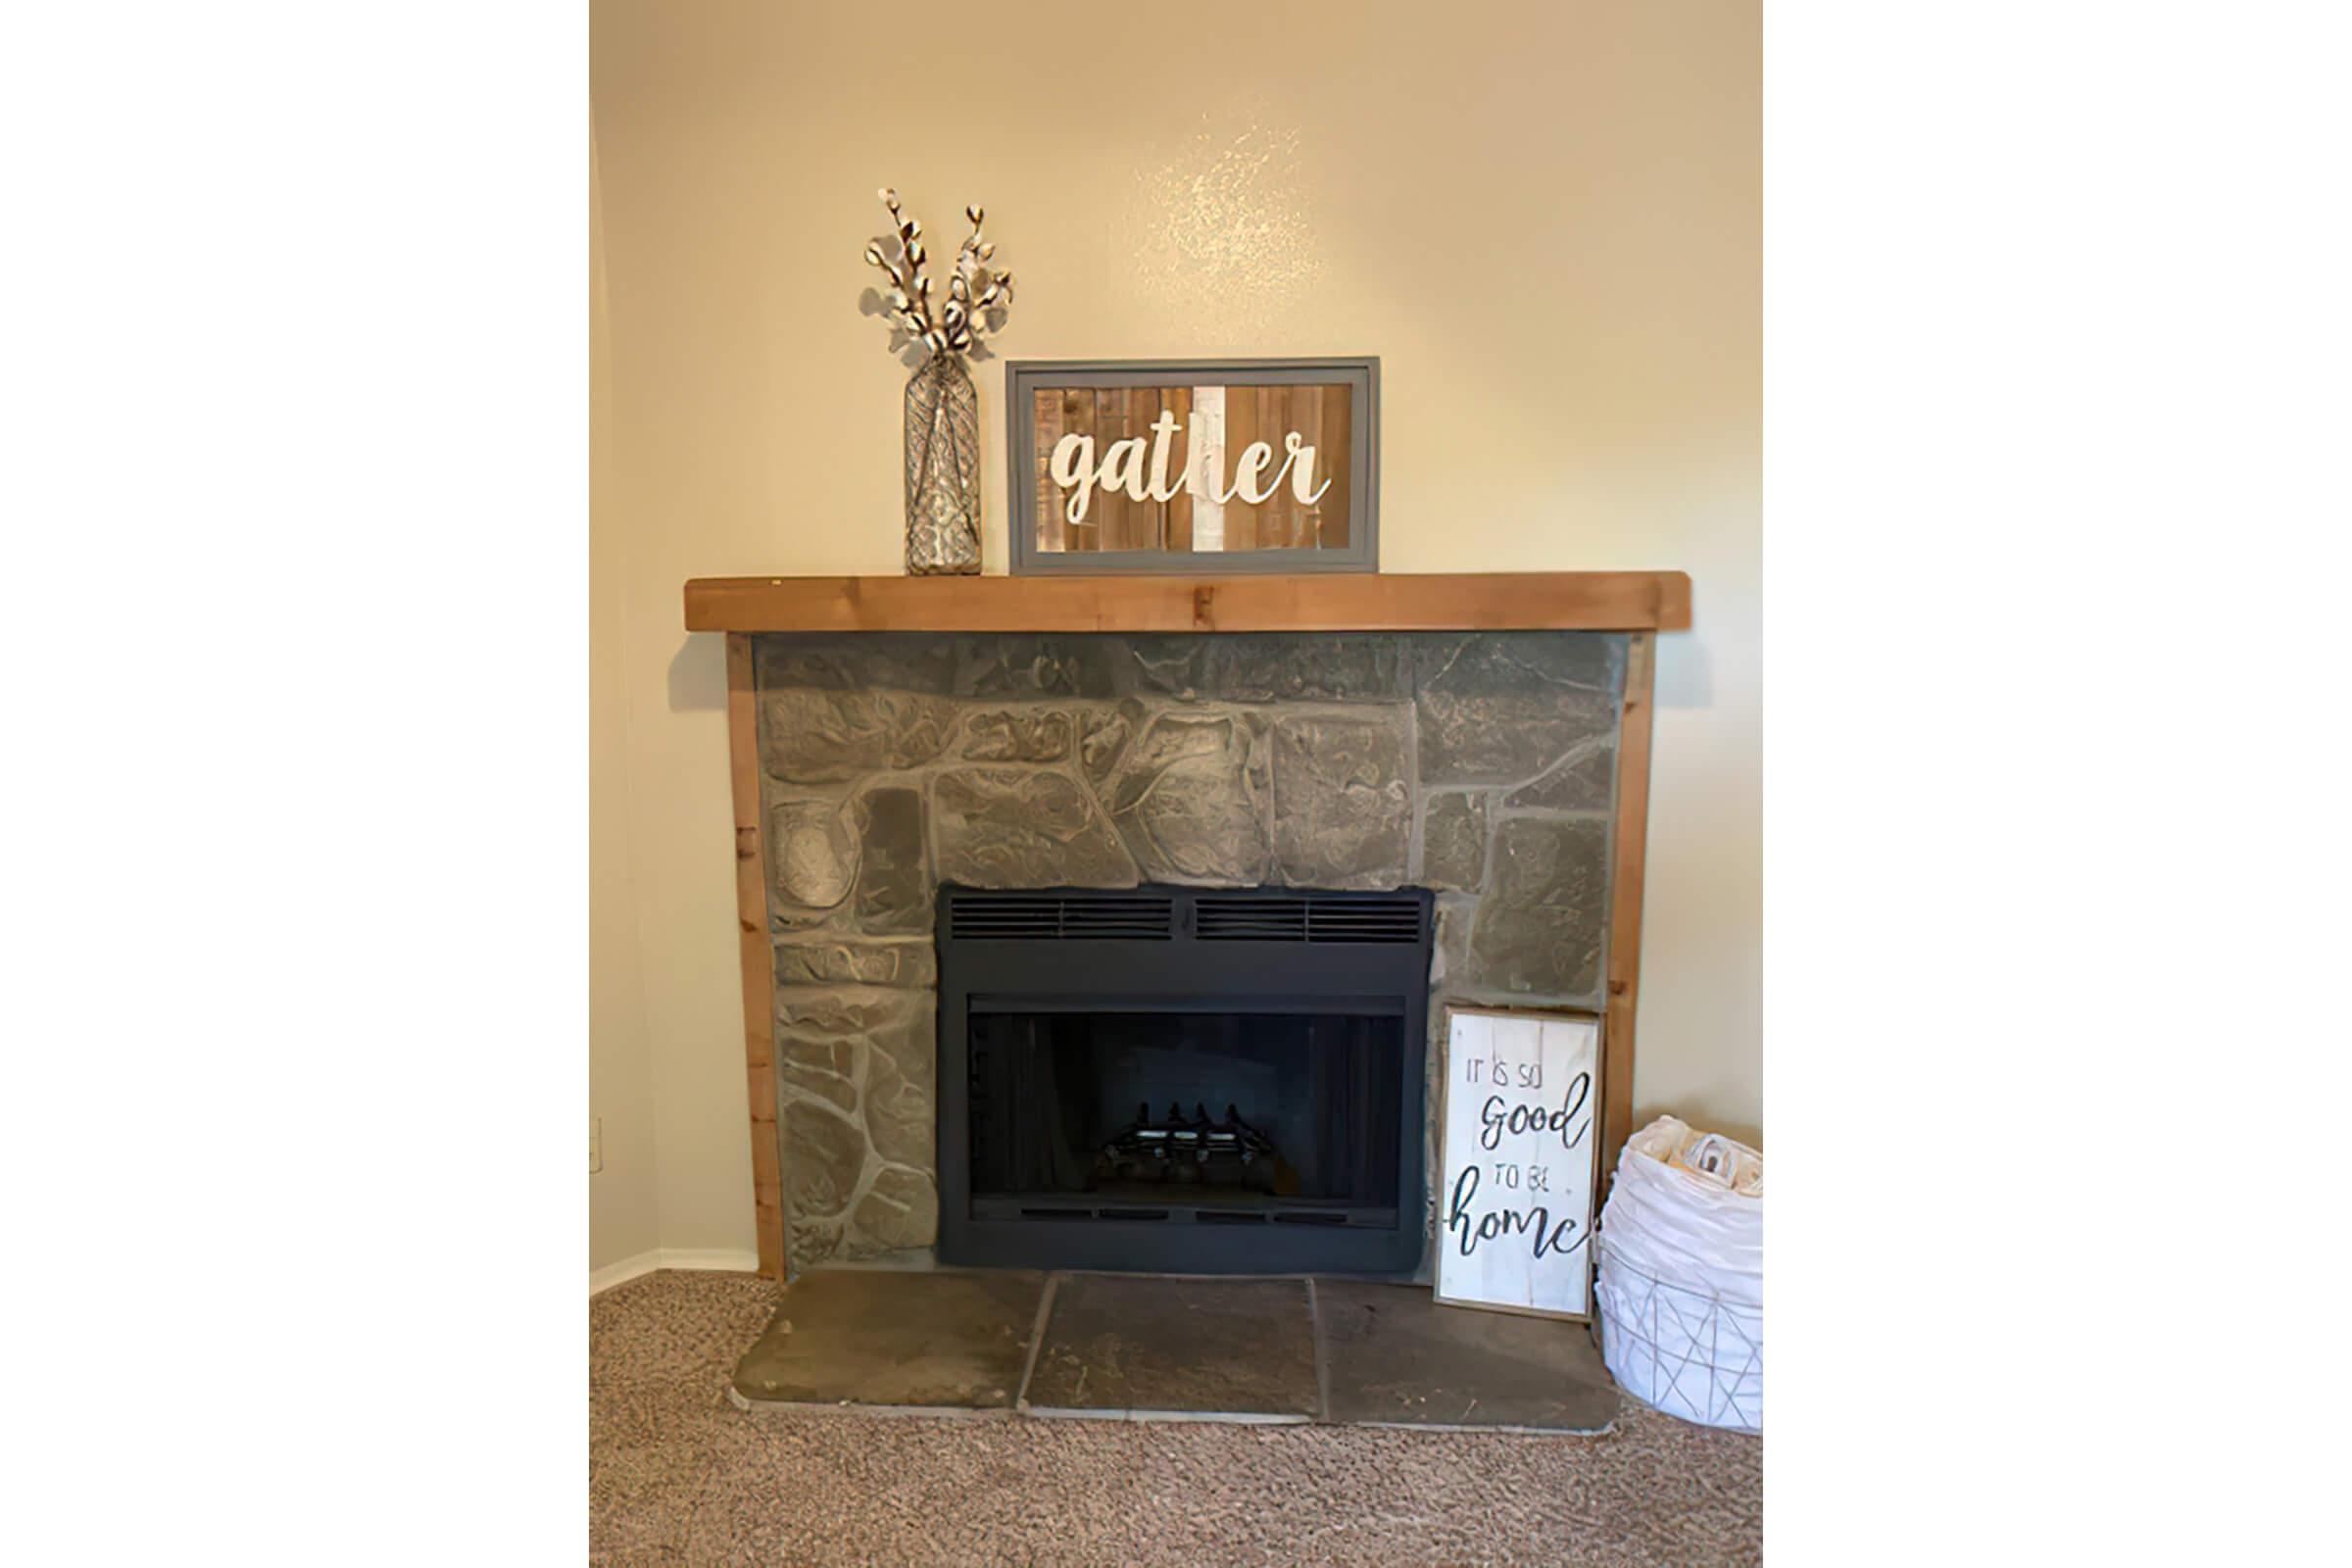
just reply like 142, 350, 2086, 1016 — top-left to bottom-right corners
948, 892, 1175, 941
1196, 894, 1425, 945
1193, 897, 1305, 942
948, 889, 1424, 944
1306, 899, 1426, 945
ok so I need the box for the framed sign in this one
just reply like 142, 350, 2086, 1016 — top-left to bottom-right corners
1005, 358, 1378, 574
1435, 1005, 1603, 1320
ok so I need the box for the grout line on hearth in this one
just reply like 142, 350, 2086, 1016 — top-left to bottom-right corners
1012, 1272, 1060, 1412
1305, 1276, 1332, 1423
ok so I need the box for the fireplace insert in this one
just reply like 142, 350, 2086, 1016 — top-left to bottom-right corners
936, 884, 1433, 1274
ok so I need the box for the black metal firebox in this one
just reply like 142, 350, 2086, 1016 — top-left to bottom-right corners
936, 884, 1433, 1275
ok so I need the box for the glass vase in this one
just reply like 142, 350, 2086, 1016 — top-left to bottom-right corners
904, 353, 982, 574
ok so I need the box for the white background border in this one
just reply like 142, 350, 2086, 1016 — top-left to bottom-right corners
2, 3, 2347, 1559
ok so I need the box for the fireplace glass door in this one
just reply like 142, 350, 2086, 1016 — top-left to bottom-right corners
967, 1008, 1403, 1226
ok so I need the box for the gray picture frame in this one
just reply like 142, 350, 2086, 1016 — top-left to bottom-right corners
1005, 357, 1379, 575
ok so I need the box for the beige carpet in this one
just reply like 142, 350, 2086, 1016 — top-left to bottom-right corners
592, 1270, 1761, 1566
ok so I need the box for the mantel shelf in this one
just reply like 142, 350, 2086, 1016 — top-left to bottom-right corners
682, 570, 1691, 635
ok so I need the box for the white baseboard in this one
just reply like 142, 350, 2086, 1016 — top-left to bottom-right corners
591, 1247, 764, 1297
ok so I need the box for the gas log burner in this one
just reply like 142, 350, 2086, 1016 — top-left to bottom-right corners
1094, 1102, 1288, 1195
937, 885, 1433, 1274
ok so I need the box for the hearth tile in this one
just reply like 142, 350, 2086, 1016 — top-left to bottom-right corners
1021, 1274, 1317, 1420
1313, 1279, 1619, 1432
731, 1267, 1046, 1410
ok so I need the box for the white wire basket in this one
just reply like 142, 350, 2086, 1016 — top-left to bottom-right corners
1595, 1236, 1763, 1434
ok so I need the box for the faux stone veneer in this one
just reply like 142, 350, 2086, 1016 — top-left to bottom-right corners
756, 630, 1627, 1271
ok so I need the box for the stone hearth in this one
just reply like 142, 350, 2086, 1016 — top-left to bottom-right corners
754, 630, 1627, 1271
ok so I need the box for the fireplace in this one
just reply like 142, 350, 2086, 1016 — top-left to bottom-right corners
937, 885, 1433, 1274
686, 585, 1681, 1280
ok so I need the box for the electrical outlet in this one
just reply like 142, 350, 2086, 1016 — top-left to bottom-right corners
590, 1116, 604, 1174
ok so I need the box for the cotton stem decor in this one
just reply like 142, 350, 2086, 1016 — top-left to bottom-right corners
865, 188, 1015, 575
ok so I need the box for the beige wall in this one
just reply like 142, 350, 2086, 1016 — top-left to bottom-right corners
591, 0, 1759, 1260
591, 131, 664, 1270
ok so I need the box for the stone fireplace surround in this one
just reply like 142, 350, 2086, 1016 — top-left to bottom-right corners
753, 628, 1630, 1274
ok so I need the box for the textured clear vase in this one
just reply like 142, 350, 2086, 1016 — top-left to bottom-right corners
904, 353, 982, 574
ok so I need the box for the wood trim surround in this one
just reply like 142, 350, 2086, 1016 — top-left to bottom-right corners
1600, 631, 1658, 1198
724, 633, 786, 1279
683, 570, 1690, 634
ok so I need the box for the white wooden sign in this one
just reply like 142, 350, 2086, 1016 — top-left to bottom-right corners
1435, 1006, 1602, 1320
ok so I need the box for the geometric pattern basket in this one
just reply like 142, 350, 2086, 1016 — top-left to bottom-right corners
1595, 1239, 1763, 1434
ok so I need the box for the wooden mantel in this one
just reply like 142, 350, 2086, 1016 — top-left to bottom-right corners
683, 569, 1690, 635
696, 567, 1685, 1278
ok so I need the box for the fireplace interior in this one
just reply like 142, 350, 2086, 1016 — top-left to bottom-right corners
938, 885, 1432, 1274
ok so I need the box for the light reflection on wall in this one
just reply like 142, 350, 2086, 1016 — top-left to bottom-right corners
1129, 119, 1326, 332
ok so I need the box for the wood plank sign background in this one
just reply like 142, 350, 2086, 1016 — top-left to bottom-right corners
1435, 1005, 1604, 1320
1005, 358, 1378, 574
